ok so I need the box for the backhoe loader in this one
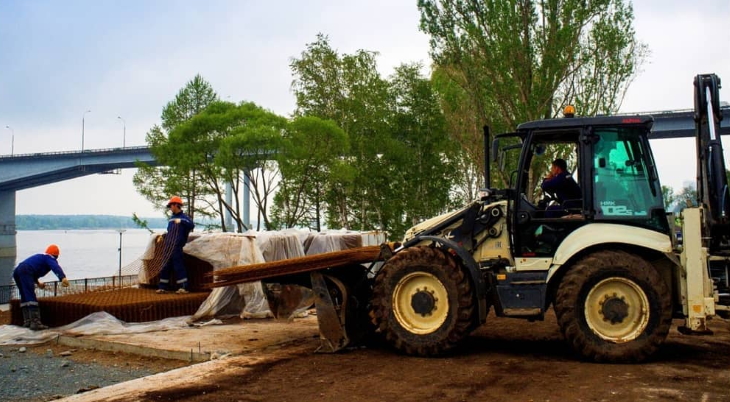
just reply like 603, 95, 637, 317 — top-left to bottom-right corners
216, 73, 730, 362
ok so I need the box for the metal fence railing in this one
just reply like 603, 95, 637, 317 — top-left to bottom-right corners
0, 275, 138, 304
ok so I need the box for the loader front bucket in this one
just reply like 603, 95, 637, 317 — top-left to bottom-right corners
311, 272, 350, 352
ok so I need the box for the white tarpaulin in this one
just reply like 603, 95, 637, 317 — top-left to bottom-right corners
0, 311, 193, 345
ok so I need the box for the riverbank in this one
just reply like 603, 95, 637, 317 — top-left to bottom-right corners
15, 229, 156, 280
15, 215, 168, 231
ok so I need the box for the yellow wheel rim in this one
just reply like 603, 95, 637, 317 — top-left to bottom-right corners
584, 277, 650, 342
392, 271, 449, 335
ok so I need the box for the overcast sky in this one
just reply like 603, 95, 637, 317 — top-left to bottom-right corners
1, 0, 729, 218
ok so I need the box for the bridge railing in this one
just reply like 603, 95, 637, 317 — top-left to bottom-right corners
0, 145, 150, 160
0, 275, 139, 304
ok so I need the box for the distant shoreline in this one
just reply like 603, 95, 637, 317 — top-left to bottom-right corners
16, 215, 168, 231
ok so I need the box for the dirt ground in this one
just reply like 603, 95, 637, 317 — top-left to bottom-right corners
4, 309, 730, 401
139, 313, 730, 402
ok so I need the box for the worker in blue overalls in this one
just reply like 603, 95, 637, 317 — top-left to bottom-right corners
13, 244, 69, 330
157, 196, 195, 294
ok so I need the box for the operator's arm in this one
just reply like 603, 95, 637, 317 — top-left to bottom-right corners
177, 214, 195, 231
541, 174, 565, 192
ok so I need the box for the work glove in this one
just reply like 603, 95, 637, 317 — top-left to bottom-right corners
37, 281, 46, 289
61, 278, 70, 287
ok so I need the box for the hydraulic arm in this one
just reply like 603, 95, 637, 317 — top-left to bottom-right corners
694, 74, 730, 250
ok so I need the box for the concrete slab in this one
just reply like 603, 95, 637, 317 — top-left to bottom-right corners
55, 344, 315, 402
56, 315, 320, 362
54, 315, 322, 401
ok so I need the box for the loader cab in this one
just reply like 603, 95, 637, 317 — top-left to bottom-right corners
506, 115, 669, 257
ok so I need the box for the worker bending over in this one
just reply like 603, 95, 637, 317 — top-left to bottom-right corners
13, 244, 69, 330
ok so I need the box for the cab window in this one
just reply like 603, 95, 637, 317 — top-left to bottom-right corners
593, 129, 660, 219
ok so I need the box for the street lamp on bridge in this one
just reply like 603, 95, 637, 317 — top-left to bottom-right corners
4, 125, 13, 156
117, 116, 126, 148
81, 110, 91, 151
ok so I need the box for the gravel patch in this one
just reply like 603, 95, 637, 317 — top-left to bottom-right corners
0, 344, 183, 402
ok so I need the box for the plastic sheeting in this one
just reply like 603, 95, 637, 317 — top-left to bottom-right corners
304, 231, 363, 255
186, 233, 273, 321
183, 233, 262, 270
130, 229, 386, 324
135, 234, 160, 284
254, 229, 307, 261
0, 311, 193, 346
193, 230, 387, 322
252, 230, 312, 320
304, 230, 386, 255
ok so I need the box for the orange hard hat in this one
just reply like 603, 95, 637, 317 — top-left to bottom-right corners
45, 244, 60, 257
167, 196, 183, 207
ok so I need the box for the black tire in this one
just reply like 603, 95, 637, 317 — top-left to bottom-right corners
554, 250, 672, 363
370, 246, 475, 356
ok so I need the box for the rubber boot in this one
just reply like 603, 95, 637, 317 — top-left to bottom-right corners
21, 307, 30, 328
28, 307, 48, 331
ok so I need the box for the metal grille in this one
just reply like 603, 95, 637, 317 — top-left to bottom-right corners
0, 275, 138, 304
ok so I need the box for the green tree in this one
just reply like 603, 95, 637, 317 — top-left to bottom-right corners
661, 185, 677, 211
134, 75, 219, 220
272, 116, 349, 230
386, 63, 458, 234
419, 0, 647, 196
677, 185, 699, 209
290, 34, 392, 231
431, 67, 487, 203
215, 102, 289, 231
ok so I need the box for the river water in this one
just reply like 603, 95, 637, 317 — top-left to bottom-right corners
16, 229, 164, 282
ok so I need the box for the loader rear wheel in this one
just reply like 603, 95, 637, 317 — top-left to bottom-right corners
371, 246, 475, 356
555, 250, 672, 363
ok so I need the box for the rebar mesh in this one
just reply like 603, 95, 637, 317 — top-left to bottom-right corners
7, 233, 213, 327
208, 245, 382, 288
122, 233, 212, 291
9, 288, 209, 327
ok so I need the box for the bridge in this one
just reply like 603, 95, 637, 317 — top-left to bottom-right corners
0, 145, 255, 296
0, 146, 158, 290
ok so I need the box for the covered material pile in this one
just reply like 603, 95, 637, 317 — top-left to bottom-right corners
188, 230, 386, 322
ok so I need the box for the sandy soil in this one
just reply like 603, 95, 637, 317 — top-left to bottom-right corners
5, 308, 729, 401
133, 312, 730, 402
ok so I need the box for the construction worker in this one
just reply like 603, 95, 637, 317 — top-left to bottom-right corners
12, 244, 69, 330
157, 196, 195, 294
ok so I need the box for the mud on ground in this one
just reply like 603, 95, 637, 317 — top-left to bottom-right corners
3, 309, 729, 401
136, 312, 730, 402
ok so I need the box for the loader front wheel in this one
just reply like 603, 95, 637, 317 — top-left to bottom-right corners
371, 246, 475, 356
555, 250, 672, 363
